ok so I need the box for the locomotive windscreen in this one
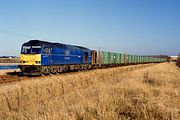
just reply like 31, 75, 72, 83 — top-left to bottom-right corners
21, 46, 41, 54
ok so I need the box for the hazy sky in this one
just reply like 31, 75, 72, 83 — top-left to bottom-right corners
0, 0, 179, 56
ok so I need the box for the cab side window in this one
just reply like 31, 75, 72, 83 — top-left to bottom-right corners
65, 50, 70, 56
43, 47, 51, 54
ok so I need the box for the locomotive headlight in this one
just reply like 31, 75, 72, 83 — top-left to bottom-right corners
36, 61, 40, 64
20, 61, 25, 63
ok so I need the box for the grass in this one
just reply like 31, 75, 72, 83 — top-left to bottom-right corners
0, 63, 179, 120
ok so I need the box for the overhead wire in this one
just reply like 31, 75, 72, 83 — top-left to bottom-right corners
0, 28, 34, 39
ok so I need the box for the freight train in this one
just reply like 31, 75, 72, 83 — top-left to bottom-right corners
18, 40, 167, 75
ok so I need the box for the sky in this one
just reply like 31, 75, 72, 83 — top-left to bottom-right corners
0, 0, 179, 56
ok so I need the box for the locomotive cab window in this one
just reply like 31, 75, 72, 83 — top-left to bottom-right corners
31, 46, 41, 54
65, 50, 70, 56
21, 46, 31, 54
21, 46, 41, 54
43, 47, 51, 54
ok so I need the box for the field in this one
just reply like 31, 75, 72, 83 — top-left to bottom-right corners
0, 63, 179, 120
0, 58, 19, 63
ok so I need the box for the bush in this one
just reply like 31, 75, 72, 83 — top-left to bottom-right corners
176, 55, 180, 67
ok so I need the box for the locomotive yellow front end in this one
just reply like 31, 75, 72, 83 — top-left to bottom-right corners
18, 45, 42, 75
20, 54, 41, 66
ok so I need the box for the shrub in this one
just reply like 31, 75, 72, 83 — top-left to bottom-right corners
176, 55, 180, 67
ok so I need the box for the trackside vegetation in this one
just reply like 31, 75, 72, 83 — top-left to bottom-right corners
0, 63, 179, 120
176, 55, 180, 67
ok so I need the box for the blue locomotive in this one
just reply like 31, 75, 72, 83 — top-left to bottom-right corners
19, 40, 92, 75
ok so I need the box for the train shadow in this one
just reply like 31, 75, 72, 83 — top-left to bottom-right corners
6, 71, 41, 77
7, 71, 24, 76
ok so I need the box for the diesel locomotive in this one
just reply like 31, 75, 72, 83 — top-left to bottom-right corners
19, 40, 167, 75
19, 40, 92, 75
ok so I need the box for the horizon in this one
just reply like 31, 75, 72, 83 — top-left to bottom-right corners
0, 0, 179, 56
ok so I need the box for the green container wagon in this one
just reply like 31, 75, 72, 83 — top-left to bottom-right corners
115, 53, 121, 64
142, 56, 145, 63
151, 57, 153, 62
128, 55, 132, 64
139, 56, 142, 63
154, 57, 157, 62
146, 56, 149, 63
146, 56, 148, 63
109, 52, 116, 64
132, 55, 135, 64
128, 55, 131, 64
138, 56, 141, 63
101, 51, 109, 65
120, 54, 125, 64
136, 56, 139, 63
148, 57, 150, 63
153, 57, 156, 63
135, 55, 138, 63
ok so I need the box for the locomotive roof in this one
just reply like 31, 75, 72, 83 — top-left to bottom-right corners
23, 40, 90, 50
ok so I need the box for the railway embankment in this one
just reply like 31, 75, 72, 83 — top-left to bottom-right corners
0, 63, 179, 120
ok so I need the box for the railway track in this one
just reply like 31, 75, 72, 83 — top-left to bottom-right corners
0, 63, 157, 84
0, 74, 28, 84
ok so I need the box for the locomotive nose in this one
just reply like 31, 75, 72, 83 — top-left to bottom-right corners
19, 54, 41, 65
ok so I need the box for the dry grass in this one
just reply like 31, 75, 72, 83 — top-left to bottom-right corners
0, 63, 179, 120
